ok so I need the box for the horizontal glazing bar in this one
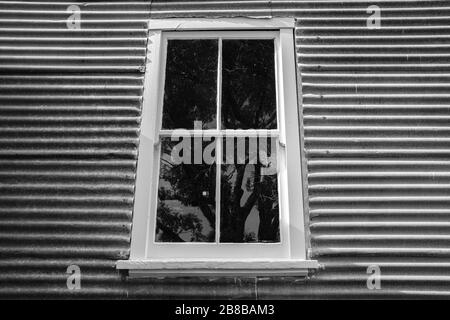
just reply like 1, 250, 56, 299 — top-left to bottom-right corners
159, 129, 280, 138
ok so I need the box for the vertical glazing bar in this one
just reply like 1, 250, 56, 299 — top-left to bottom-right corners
215, 38, 223, 244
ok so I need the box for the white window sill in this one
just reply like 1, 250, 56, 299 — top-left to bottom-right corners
116, 259, 320, 278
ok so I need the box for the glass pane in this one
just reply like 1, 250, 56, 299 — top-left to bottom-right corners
220, 136, 280, 243
162, 40, 218, 130
156, 137, 217, 242
222, 40, 277, 130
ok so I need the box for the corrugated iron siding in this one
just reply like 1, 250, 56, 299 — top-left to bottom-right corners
3, 0, 450, 299
0, 1, 148, 298
295, 0, 450, 299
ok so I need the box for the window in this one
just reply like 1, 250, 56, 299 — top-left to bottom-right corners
158, 34, 280, 247
117, 18, 319, 277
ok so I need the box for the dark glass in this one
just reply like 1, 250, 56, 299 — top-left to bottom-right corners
156, 137, 216, 242
162, 40, 218, 130
222, 40, 277, 130
220, 137, 280, 243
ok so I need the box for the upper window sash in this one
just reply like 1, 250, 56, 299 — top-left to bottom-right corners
157, 32, 280, 132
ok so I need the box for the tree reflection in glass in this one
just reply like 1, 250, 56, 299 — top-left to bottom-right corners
162, 39, 218, 129
222, 40, 277, 130
220, 137, 280, 243
157, 38, 280, 244
156, 137, 216, 242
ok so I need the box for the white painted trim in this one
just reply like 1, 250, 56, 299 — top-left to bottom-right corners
148, 18, 295, 31
215, 37, 223, 244
117, 259, 319, 277
129, 30, 163, 259
279, 28, 307, 260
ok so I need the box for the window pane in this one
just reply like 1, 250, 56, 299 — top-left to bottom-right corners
220, 137, 280, 243
156, 137, 216, 242
222, 40, 277, 130
162, 40, 218, 130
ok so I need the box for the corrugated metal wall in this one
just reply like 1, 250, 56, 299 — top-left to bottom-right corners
0, 1, 149, 298
292, 0, 450, 299
2, 0, 450, 299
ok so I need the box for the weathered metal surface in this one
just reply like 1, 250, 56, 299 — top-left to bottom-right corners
2, 0, 450, 299
296, 0, 450, 298
0, 1, 148, 299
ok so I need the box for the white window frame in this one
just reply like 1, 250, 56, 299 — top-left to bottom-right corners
117, 18, 319, 277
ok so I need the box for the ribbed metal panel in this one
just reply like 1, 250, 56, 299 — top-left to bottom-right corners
0, 1, 148, 299
3, 0, 450, 299
296, 0, 450, 299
